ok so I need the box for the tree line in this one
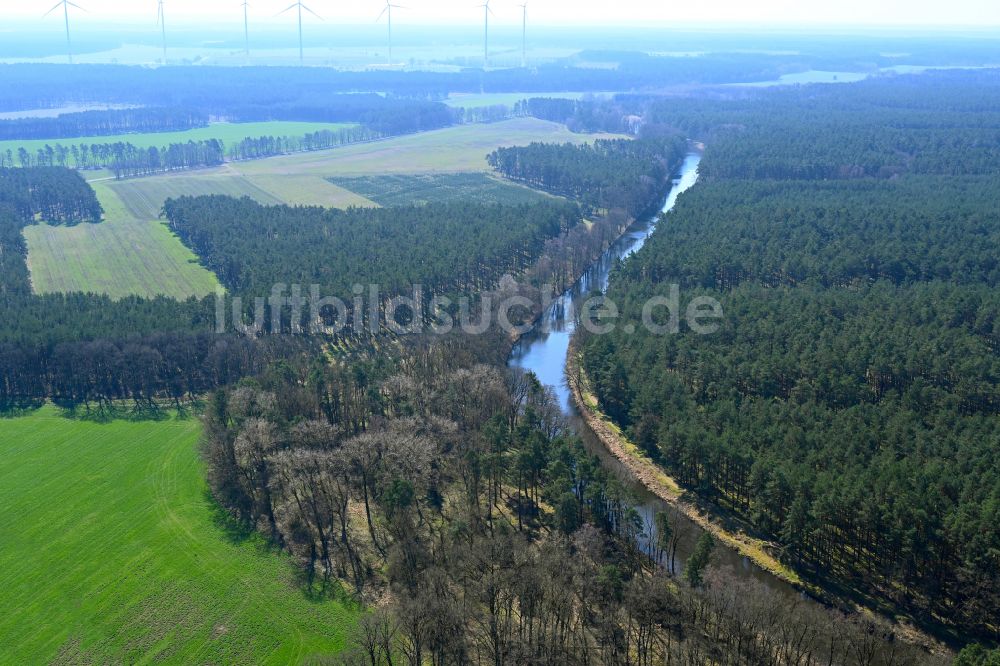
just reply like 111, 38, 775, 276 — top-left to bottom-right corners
2, 139, 225, 178
0, 57, 815, 115
0, 106, 207, 141
227, 126, 382, 161
580, 70, 1000, 641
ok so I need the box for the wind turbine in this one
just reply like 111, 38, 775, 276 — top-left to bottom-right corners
478, 0, 494, 69
156, 0, 167, 64
518, 1, 527, 68
377, 0, 404, 66
44, 0, 84, 64
242, 1, 251, 58
277, 1, 323, 65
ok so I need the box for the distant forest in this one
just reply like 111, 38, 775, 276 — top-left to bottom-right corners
0, 107, 208, 141
0, 55, 804, 112
580, 69, 1000, 640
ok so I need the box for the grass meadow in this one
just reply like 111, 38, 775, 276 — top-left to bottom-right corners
107, 171, 283, 219
329, 172, 557, 206
0, 121, 357, 156
0, 405, 359, 664
240, 173, 378, 208
233, 118, 621, 178
23, 181, 222, 300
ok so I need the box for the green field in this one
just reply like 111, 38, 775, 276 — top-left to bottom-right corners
242, 174, 378, 208
0, 121, 357, 156
0, 406, 358, 664
23, 181, 222, 300
107, 170, 283, 219
329, 172, 557, 206
101, 118, 611, 212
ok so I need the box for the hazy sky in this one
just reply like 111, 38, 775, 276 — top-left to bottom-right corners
10, 0, 1000, 27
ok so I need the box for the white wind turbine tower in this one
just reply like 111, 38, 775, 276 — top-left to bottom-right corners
156, 0, 167, 64
277, 1, 323, 65
242, 1, 251, 58
44, 0, 84, 64
478, 0, 494, 69
377, 0, 404, 66
519, 1, 527, 68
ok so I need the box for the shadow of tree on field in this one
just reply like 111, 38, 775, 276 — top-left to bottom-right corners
0, 398, 45, 418
203, 488, 361, 608
204, 488, 270, 548
294, 566, 356, 605
53, 401, 202, 423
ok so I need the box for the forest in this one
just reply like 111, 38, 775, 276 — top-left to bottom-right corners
0, 106, 207, 141
488, 132, 687, 217
580, 69, 1000, 641
0, 55, 813, 113
3, 69, 996, 658
615, 177, 1000, 289
1, 124, 674, 406
518, 96, 646, 134
647, 69, 1000, 180
0, 167, 274, 408
164, 196, 582, 299
0, 77, 460, 134
0, 166, 102, 222
201, 333, 940, 666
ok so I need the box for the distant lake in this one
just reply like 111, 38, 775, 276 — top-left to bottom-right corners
0, 104, 141, 120
730, 64, 1000, 88
730, 69, 870, 87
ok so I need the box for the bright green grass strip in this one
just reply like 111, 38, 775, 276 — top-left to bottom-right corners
0, 405, 358, 665
0, 121, 357, 156
22, 181, 222, 300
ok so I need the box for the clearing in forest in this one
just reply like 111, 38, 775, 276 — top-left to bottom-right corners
23, 181, 221, 300
0, 405, 358, 665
